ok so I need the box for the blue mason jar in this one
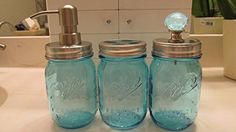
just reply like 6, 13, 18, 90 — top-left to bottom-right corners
44, 5, 97, 129
45, 56, 97, 129
98, 40, 148, 130
150, 13, 202, 131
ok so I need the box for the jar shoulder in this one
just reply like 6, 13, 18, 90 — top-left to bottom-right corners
46, 58, 96, 74
150, 58, 201, 74
98, 59, 148, 72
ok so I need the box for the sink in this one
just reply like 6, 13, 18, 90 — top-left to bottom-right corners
0, 87, 7, 106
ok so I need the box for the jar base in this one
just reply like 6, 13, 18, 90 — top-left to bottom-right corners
150, 111, 193, 131
54, 111, 96, 129
101, 111, 146, 130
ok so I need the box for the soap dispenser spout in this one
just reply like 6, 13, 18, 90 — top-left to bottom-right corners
27, 5, 81, 46
29, 10, 59, 19
0, 44, 6, 50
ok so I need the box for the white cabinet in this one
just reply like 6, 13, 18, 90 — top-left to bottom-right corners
119, 10, 191, 33
47, 0, 118, 10
48, 11, 119, 35
0, 37, 49, 67
47, 0, 192, 53
119, 0, 192, 9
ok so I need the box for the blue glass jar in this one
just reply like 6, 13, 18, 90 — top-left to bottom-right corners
150, 13, 202, 131
150, 57, 202, 131
45, 57, 97, 129
45, 41, 97, 129
98, 40, 148, 130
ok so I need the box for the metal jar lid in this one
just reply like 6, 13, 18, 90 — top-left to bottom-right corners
152, 12, 202, 58
153, 38, 201, 58
99, 40, 147, 57
45, 41, 93, 60
45, 5, 93, 60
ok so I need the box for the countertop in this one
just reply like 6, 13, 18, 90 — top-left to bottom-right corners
0, 68, 236, 132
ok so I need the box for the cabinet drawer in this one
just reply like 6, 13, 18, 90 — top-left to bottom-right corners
47, 0, 118, 10
50, 34, 118, 59
48, 11, 119, 35
0, 37, 49, 67
119, 0, 192, 9
119, 10, 191, 33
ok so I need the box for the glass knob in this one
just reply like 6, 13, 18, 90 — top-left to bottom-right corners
164, 12, 188, 32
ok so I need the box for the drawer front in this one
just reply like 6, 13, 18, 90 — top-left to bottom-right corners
50, 34, 118, 59
119, 0, 192, 9
48, 11, 119, 35
47, 0, 118, 10
119, 10, 191, 33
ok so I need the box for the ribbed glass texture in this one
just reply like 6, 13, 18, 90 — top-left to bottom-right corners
150, 57, 202, 131
98, 56, 148, 130
45, 57, 97, 129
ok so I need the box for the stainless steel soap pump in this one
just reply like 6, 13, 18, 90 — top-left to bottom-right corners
44, 5, 92, 60
44, 5, 97, 129
28, 5, 92, 60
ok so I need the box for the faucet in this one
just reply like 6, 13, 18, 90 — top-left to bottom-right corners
0, 21, 16, 32
0, 22, 8, 50
0, 44, 6, 50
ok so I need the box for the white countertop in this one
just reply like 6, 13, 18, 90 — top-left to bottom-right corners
0, 68, 236, 132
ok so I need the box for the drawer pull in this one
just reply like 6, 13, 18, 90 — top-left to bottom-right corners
126, 19, 132, 24
106, 19, 112, 25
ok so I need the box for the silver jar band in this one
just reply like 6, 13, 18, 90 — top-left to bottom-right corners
99, 40, 147, 57
153, 38, 202, 58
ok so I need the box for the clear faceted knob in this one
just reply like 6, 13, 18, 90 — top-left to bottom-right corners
164, 12, 188, 32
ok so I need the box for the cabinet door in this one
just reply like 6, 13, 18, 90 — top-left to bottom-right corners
119, 10, 191, 33
0, 37, 49, 67
119, 0, 192, 9
47, 0, 118, 10
48, 11, 119, 35
50, 34, 118, 59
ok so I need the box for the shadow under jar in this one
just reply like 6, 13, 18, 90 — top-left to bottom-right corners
150, 37, 202, 131
98, 40, 148, 130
